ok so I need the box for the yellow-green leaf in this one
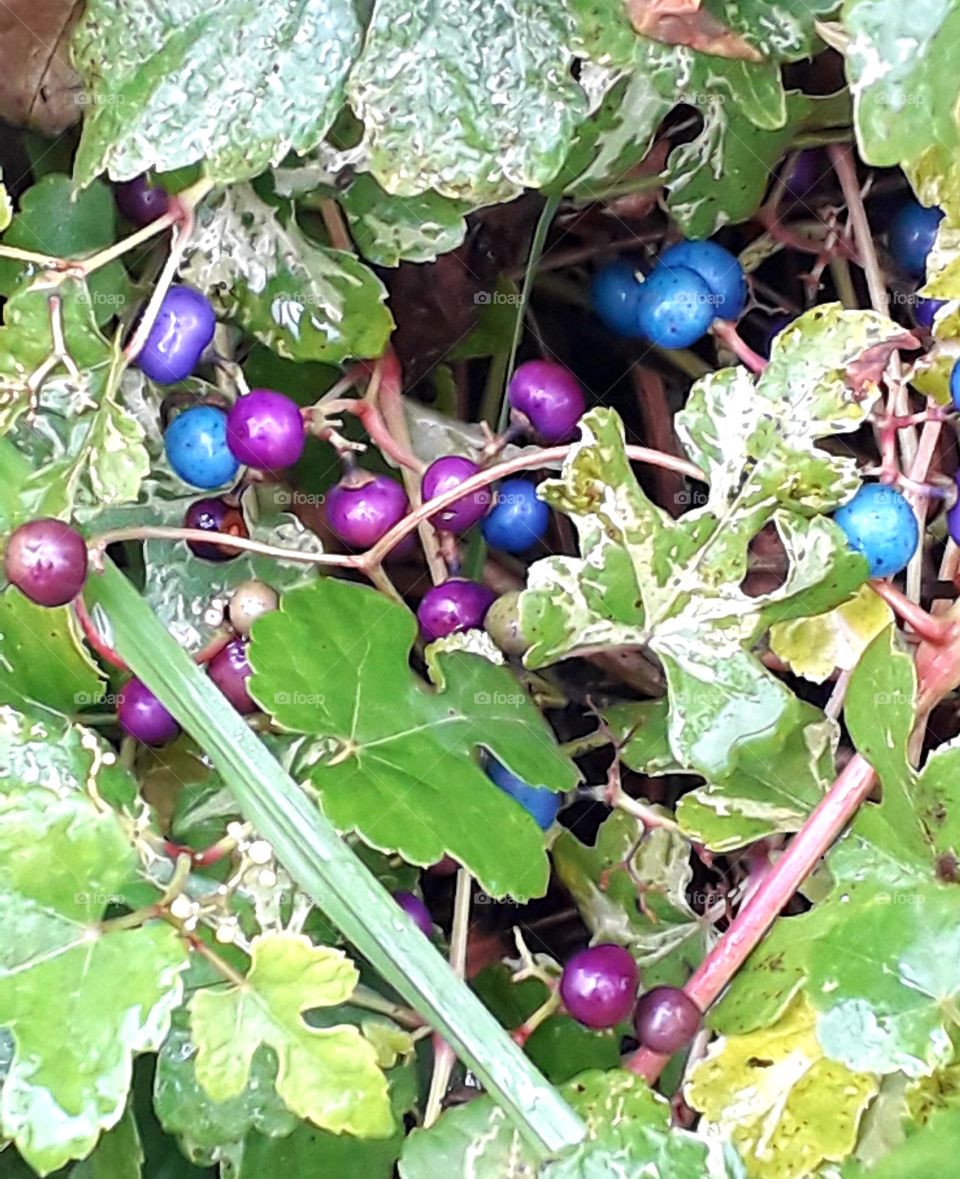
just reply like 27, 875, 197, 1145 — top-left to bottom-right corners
769, 584, 894, 683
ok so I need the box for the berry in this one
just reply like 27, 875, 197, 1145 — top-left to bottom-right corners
758, 312, 795, 359
393, 891, 432, 936
486, 758, 559, 830
916, 296, 946, 330
782, 149, 824, 200
228, 579, 279, 636
324, 475, 408, 549
113, 175, 170, 227
658, 240, 747, 320
117, 678, 180, 746
947, 474, 960, 544
888, 200, 943, 278
560, 944, 638, 1029
635, 265, 715, 349
484, 590, 528, 656
633, 986, 702, 1054
165, 406, 239, 490
417, 578, 496, 641
951, 359, 960, 411
183, 498, 248, 561
591, 259, 644, 336
833, 483, 919, 578
481, 479, 550, 554
4, 518, 88, 607
137, 285, 216, 384
421, 455, 491, 533
207, 638, 255, 714
507, 360, 586, 444
226, 389, 305, 471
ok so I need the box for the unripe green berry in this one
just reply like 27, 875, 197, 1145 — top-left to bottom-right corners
484, 590, 528, 656
228, 579, 279, 635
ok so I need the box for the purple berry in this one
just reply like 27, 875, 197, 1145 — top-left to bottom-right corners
226, 389, 305, 471
4, 518, 88, 607
118, 678, 180, 746
633, 986, 702, 1054
207, 638, 255, 714
393, 891, 433, 936
417, 579, 496, 641
560, 944, 639, 1029
759, 312, 795, 359
114, 176, 170, 227
137, 285, 216, 384
421, 456, 491, 533
324, 475, 408, 549
782, 149, 824, 200
915, 296, 946, 330
183, 498, 248, 561
507, 360, 586, 444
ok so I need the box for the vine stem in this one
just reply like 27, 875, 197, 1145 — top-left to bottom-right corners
870, 580, 957, 644
424, 868, 472, 1126
711, 320, 767, 374
88, 526, 359, 570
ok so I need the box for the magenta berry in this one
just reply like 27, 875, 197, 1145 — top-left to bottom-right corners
421, 455, 491, 532
324, 475, 408, 549
114, 176, 170, 227
118, 678, 180, 746
207, 638, 256, 714
4, 518, 88, 607
183, 498, 248, 561
560, 944, 638, 1029
632, 986, 702, 1054
393, 891, 432, 936
226, 389, 305, 471
417, 579, 496, 641
507, 360, 586, 444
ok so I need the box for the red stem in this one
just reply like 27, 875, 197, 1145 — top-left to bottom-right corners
870, 581, 956, 644
73, 596, 129, 672
711, 320, 767, 374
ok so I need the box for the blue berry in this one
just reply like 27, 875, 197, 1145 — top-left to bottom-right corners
833, 483, 919, 578
164, 406, 239, 489
915, 296, 946, 330
481, 479, 550, 554
658, 240, 747, 320
950, 359, 960, 410
888, 201, 943, 278
137, 285, 216, 384
591, 259, 643, 336
635, 265, 715, 349
486, 759, 560, 830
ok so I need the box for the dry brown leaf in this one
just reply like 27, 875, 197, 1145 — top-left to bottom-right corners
0, 0, 83, 136
627, 0, 765, 61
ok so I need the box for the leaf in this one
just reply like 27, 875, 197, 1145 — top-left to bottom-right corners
0, 586, 105, 714
189, 932, 393, 1138
346, 0, 588, 203
687, 995, 878, 1179
71, 0, 362, 185
180, 185, 392, 364
808, 883, 960, 1078
249, 578, 579, 900
521, 307, 910, 782
769, 584, 893, 683
0, 786, 187, 1173
840, 1109, 960, 1178
338, 174, 471, 268
551, 811, 707, 987
70, 1103, 143, 1179
0, 174, 130, 322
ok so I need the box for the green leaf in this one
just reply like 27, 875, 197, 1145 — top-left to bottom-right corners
72, 0, 362, 185
190, 932, 392, 1138
808, 883, 960, 1077
521, 306, 908, 781
346, 0, 588, 202
0, 175, 130, 322
71, 1103, 143, 1179
0, 587, 105, 714
180, 185, 392, 364
249, 578, 578, 900
338, 174, 471, 267
0, 786, 187, 1173
551, 812, 706, 987
841, 1109, 960, 1178
687, 995, 878, 1179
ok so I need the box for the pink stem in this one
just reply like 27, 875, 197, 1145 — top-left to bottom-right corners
626, 753, 878, 1081
870, 581, 956, 644
711, 320, 767, 374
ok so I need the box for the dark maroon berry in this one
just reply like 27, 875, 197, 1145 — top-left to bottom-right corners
324, 475, 408, 549
421, 455, 491, 533
560, 944, 638, 1029
507, 360, 586, 443
207, 638, 255, 714
226, 389, 305, 471
632, 986, 702, 1054
4, 518, 88, 607
416, 579, 496, 641
118, 678, 180, 746
393, 891, 432, 936
183, 498, 248, 561
114, 175, 170, 227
